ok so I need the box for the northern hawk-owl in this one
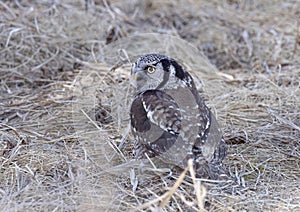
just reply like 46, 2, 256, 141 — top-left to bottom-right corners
130, 53, 226, 179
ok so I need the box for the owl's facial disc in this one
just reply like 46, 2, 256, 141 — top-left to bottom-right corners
131, 59, 159, 90
131, 53, 191, 92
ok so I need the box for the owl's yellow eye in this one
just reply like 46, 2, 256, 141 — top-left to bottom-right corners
147, 66, 156, 74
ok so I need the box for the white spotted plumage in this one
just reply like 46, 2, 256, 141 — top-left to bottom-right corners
130, 53, 227, 179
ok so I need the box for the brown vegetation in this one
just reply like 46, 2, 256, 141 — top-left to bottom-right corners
0, 0, 299, 211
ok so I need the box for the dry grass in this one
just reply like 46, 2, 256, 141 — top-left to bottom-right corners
0, 0, 299, 211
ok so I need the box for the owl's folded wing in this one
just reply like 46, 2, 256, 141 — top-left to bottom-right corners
130, 90, 181, 135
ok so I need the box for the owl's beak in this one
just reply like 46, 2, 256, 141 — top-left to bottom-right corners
133, 72, 139, 81
131, 68, 146, 89
131, 64, 139, 87
133, 71, 146, 81
132, 70, 146, 81
131, 71, 142, 87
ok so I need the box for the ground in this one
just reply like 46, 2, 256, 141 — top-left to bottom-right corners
0, 0, 299, 211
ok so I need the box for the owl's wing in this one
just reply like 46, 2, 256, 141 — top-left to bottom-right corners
201, 111, 226, 163
192, 111, 227, 179
131, 90, 181, 135
130, 90, 182, 157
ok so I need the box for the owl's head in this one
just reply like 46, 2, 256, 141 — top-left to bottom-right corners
131, 53, 193, 93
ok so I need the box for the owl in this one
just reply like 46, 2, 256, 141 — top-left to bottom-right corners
130, 53, 227, 179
